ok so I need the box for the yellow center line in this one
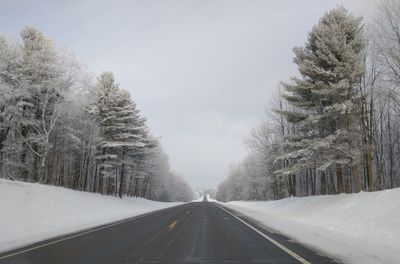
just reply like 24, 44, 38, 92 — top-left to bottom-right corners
169, 220, 178, 230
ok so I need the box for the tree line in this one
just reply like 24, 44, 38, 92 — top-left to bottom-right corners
217, 1, 400, 202
0, 27, 194, 202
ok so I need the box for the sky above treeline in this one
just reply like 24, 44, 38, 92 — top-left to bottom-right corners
0, 0, 379, 190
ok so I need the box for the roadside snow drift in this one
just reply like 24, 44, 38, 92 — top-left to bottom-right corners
0, 179, 181, 253
222, 188, 400, 264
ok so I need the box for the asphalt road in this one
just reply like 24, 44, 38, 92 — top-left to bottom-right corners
0, 199, 337, 264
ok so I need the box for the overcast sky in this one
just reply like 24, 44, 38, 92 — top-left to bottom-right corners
0, 0, 379, 190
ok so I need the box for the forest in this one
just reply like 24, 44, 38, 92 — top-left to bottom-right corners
0, 27, 194, 202
217, 1, 400, 201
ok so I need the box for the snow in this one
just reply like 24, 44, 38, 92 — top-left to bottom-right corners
206, 194, 217, 202
0, 179, 182, 253
192, 194, 216, 202
192, 195, 204, 202
221, 189, 400, 264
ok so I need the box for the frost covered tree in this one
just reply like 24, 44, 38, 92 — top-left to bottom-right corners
143, 143, 194, 202
0, 27, 193, 202
217, 4, 400, 202
0, 37, 19, 169
0, 27, 71, 182
373, 0, 400, 84
280, 7, 365, 193
368, 0, 400, 190
245, 121, 284, 199
217, 120, 288, 201
89, 72, 154, 196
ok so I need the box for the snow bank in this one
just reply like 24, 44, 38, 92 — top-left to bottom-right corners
222, 189, 400, 264
192, 195, 204, 202
206, 194, 217, 202
0, 179, 181, 253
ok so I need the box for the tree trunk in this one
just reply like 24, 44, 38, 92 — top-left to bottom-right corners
119, 152, 125, 199
336, 164, 344, 193
133, 178, 139, 197
329, 169, 336, 194
366, 84, 374, 191
320, 171, 326, 195
387, 103, 394, 189
287, 174, 296, 196
352, 163, 361, 193
0, 127, 10, 170
93, 163, 98, 193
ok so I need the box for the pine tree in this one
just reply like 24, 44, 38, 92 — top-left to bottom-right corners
279, 7, 365, 193
0, 27, 194, 202
90, 72, 154, 196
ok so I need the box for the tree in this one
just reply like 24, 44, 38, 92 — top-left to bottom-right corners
17, 27, 70, 181
89, 72, 155, 197
0, 37, 20, 172
245, 121, 284, 199
280, 7, 365, 194
217, 3, 400, 202
373, 0, 400, 84
370, 0, 400, 190
0, 27, 193, 202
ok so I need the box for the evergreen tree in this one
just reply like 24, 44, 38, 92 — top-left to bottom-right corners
90, 72, 154, 196
0, 27, 194, 202
279, 7, 365, 193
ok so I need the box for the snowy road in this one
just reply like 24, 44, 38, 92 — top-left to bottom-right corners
0, 201, 336, 264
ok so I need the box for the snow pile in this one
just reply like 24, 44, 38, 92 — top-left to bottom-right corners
0, 179, 181, 253
222, 189, 400, 264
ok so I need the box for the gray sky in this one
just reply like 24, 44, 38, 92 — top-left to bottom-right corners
0, 0, 378, 190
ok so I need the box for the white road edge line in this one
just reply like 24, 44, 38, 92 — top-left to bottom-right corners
216, 204, 312, 264
0, 207, 170, 260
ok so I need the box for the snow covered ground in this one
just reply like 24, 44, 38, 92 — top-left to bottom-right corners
206, 194, 217, 202
192, 195, 204, 202
0, 179, 181, 253
221, 188, 400, 264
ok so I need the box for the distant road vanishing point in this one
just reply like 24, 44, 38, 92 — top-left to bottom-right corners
0, 197, 336, 264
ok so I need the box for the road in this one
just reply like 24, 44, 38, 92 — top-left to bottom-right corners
0, 199, 337, 264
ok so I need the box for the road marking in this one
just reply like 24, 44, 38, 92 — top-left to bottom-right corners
0, 206, 179, 260
216, 205, 311, 264
169, 220, 178, 230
